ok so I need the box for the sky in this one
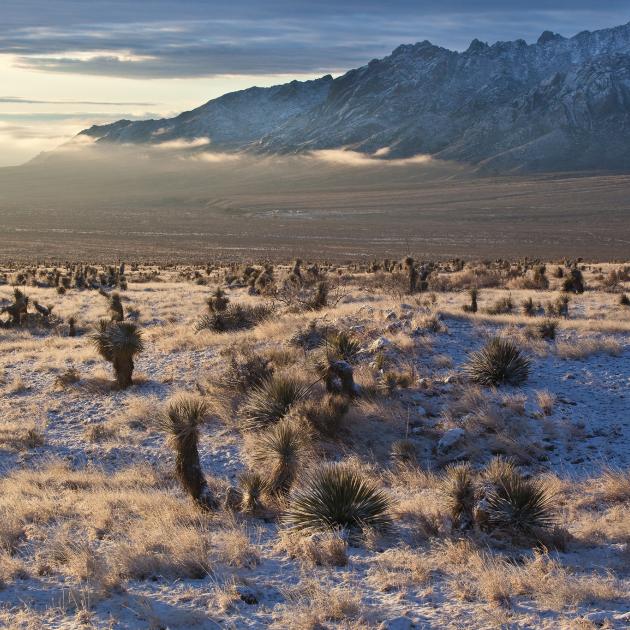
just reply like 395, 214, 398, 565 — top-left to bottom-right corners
1, 1, 628, 166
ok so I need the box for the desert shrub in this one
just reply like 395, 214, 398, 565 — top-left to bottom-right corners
157, 394, 217, 510
485, 296, 513, 315
241, 375, 309, 430
220, 351, 274, 393
195, 303, 273, 333
481, 456, 517, 487
537, 319, 558, 340
249, 418, 312, 495
289, 321, 334, 350
464, 338, 530, 386
462, 288, 478, 313
90, 320, 144, 388
283, 463, 391, 533
207, 287, 229, 312
620, 293, 630, 306
563, 268, 585, 293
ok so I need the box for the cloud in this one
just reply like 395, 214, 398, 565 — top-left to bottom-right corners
0, 96, 156, 105
310, 148, 432, 167
152, 137, 211, 150
184, 151, 242, 163
1, 2, 628, 79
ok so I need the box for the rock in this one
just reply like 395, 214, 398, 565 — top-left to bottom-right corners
399, 303, 413, 310
385, 311, 398, 321
437, 428, 465, 453
416, 405, 427, 417
368, 337, 392, 352
379, 616, 415, 630
582, 611, 613, 625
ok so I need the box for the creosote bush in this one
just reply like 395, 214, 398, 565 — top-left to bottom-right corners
464, 337, 531, 386
283, 463, 391, 533
90, 320, 144, 388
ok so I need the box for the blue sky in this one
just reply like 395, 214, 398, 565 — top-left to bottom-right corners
1, 1, 628, 165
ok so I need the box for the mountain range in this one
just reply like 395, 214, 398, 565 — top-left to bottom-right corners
77, 21, 630, 173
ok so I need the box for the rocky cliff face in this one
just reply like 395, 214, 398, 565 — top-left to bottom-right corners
78, 22, 630, 172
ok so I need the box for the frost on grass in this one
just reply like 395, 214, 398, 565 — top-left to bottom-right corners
0, 259, 628, 629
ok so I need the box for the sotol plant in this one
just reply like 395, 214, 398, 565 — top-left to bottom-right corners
158, 394, 217, 510
90, 320, 143, 388
464, 337, 531, 386
283, 463, 391, 533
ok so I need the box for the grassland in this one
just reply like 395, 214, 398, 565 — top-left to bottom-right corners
0, 259, 629, 628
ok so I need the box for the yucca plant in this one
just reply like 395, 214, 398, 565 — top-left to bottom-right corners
207, 287, 229, 313
537, 319, 558, 340
443, 462, 476, 526
482, 456, 517, 487
238, 471, 267, 513
283, 463, 391, 533
90, 320, 143, 388
462, 288, 478, 313
464, 337, 530, 386
158, 394, 217, 510
485, 471, 555, 535
321, 331, 362, 364
521, 297, 535, 317
241, 375, 309, 430
250, 418, 312, 495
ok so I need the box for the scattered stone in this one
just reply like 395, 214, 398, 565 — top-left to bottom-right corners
437, 428, 465, 453
379, 616, 415, 630
368, 336, 392, 352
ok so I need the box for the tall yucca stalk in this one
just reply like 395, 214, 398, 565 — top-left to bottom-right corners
250, 418, 312, 495
158, 394, 217, 510
464, 337, 530, 386
283, 463, 391, 533
90, 320, 143, 388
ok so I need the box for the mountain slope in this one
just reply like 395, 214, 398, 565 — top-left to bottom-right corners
78, 22, 630, 172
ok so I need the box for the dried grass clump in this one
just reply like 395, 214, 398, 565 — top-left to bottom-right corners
277, 529, 348, 567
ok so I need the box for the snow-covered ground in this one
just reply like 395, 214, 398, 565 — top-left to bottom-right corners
0, 264, 629, 629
